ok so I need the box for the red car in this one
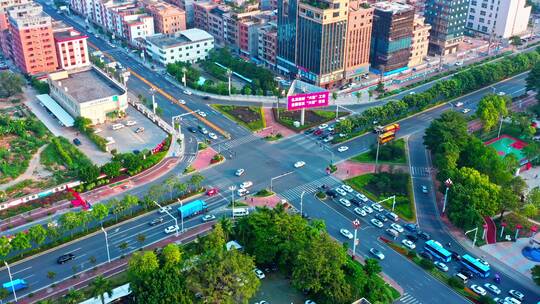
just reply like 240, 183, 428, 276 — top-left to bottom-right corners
206, 188, 219, 196
314, 129, 323, 136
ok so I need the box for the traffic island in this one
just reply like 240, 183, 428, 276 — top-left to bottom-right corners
191, 146, 222, 172
273, 108, 348, 131
211, 105, 265, 132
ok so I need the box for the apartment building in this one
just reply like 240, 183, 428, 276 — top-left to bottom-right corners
370, 1, 414, 75
408, 14, 430, 67
466, 0, 531, 38
145, 28, 214, 65
296, 0, 349, 88
52, 21, 90, 70
193, 1, 216, 32
168, 0, 194, 26
8, 3, 58, 75
344, 0, 373, 83
0, 0, 31, 57
424, 0, 468, 55
276, 0, 299, 77
258, 23, 277, 70
144, 0, 186, 34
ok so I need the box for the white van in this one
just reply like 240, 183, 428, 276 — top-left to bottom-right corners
386, 228, 399, 238
112, 123, 124, 130
232, 208, 249, 217
386, 212, 399, 222
455, 273, 468, 284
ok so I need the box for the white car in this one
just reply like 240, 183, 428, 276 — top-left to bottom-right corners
371, 218, 384, 228
318, 123, 328, 130
401, 239, 416, 250
254, 268, 265, 279
200, 127, 209, 134
202, 214, 216, 222
455, 101, 464, 107
504, 297, 522, 304
294, 161, 306, 168
208, 133, 218, 140
240, 181, 253, 189
335, 188, 347, 196
198, 111, 207, 117
327, 126, 335, 132
183, 89, 192, 95
235, 168, 245, 176
339, 198, 351, 207
363, 205, 373, 213
340, 228, 353, 239
158, 206, 172, 214
356, 193, 368, 202
434, 261, 448, 272
369, 248, 385, 260
390, 223, 403, 233
164, 225, 179, 234
483, 283, 501, 295
179, 99, 186, 104
371, 203, 384, 212
341, 185, 354, 193
125, 120, 137, 126
462, 108, 471, 114
305, 301, 316, 304
470, 285, 487, 296
508, 290, 524, 301
354, 207, 367, 216
237, 188, 249, 197
323, 136, 334, 143
337, 146, 349, 152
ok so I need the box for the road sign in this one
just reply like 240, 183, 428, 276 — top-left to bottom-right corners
287, 91, 329, 111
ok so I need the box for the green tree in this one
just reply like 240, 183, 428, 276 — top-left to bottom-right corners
175, 182, 188, 196
89, 275, 113, 304
28, 225, 48, 246
62, 289, 84, 304
355, 91, 362, 103
101, 161, 122, 178
58, 212, 82, 237
189, 173, 205, 191
47, 271, 56, 281
78, 163, 100, 183
91, 203, 110, 224
0, 72, 24, 98
363, 258, 382, 276
161, 243, 182, 267
510, 35, 523, 47
11, 231, 31, 252
147, 184, 165, 203
532, 265, 540, 285
526, 61, 540, 100
128, 251, 159, 280
118, 241, 129, 256
164, 175, 178, 200
73, 116, 92, 133
136, 234, 146, 248
476, 95, 508, 132
121, 194, 138, 215
0, 236, 12, 257
107, 198, 123, 222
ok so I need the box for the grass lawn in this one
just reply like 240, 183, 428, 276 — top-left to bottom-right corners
345, 172, 416, 222
493, 212, 534, 242
351, 139, 407, 164
274, 108, 347, 131
212, 105, 265, 131
254, 189, 274, 197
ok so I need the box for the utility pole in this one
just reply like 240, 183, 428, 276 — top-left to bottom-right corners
300, 191, 306, 216
442, 178, 453, 213
4, 261, 17, 302
229, 185, 237, 219
352, 219, 360, 258
149, 88, 156, 114
227, 68, 232, 95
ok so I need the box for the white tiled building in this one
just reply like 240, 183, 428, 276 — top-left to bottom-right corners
145, 28, 214, 65
466, 0, 531, 38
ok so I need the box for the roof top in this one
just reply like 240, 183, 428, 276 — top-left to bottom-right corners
36, 94, 75, 127
146, 29, 213, 48
52, 68, 125, 103
372, 1, 412, 14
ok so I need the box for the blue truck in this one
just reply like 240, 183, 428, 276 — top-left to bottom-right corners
178, 200, 208, 219
3, 279, 28, 291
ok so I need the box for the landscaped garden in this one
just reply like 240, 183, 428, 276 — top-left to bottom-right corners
346, 171, 415, 221
212, 105, 265, 131
351, 139, 407, 164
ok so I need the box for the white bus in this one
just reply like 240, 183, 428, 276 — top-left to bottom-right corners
232, 208, 249, 217
112, 123, 124, 130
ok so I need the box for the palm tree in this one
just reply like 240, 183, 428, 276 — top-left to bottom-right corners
62, 289, 84, 304
118, 241, 129, 257
219, 217, 234, 240
89, 275, 113, 304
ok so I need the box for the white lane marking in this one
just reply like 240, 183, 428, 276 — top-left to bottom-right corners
12, 266, 32, 275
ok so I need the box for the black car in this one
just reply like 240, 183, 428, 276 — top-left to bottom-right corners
417, 231, 431, 240
420, 251, 433, 261
187, 127, 196, 133
449, 250, 462, 261
460, 269, 474, 278
73, 138, 82, 146
375, 213, 388, 222
57, 253, 75, 264
406, 234, 419, 242
304, 128, 315, 135
326, 190, 337, 198
149, 217, 164, 226
404, 223, 418, 232
350, 198, 361, 207
203, 96, 210, 100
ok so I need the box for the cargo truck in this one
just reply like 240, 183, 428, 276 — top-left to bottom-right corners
178, 200, 208, 219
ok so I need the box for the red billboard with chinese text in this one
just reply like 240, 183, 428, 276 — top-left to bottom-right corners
287, 91, 329, 111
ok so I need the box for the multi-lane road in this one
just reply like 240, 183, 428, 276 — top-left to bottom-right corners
4, 4, 539, 303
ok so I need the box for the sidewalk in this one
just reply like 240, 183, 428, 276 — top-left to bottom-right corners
255, 108, 296, 139
22, 222, 214, 303
244, 194, 282, 208
333, 161, 409, 180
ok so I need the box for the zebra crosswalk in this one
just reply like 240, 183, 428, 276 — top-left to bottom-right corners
397, 292, 422, 304
278, 175, 341, 203
213, 134, 260, 150
410, 166, 431, 177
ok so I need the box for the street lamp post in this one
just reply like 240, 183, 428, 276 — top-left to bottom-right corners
229, 185, 237, 219
442, 178, 453, 213
374, 138, 381, 173
270, 171, 294, 192
377, 196, 396, 211
300, 191, 306, 216
101, 227, 111, 263
227, 68, 232, 95
181, 67, 187, 87
4, 261, 17, 302
352, 219, 361, 258
465, 227, 479, 247
497, 115, 504, 138
149, 88, 156, 114
152, 200, 179, 237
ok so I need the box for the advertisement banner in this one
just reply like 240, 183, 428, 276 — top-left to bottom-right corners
287, 91, 329, 111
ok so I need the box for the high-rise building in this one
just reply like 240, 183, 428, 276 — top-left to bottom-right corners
295, 0, 348, 88
258, 23, 277, 70
8, 3, 58, 75
0, 0, 30, 58
424, 0, 468, 55
52, 22, 90, 70
344, 0, 373, 83
276, 0, 298, 77
408, 14, 430, 67
370, 1, 414, 75
466, 0, 531, 39
144, 0, 186, 34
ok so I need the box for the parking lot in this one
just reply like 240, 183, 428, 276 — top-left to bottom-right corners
97, 106, 167, 154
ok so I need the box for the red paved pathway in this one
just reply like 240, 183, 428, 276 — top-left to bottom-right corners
244, 194, 282, 208
483, 216, 497, 244
255, 108, 296, 139
22, 222, 214, 303
192, 147, 219, 171
333, 161, 408, 180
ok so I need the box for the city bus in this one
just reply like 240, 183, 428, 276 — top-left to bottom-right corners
423, 240, 452, 262
378, 131, 395, 144
460, 254, 491, 278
